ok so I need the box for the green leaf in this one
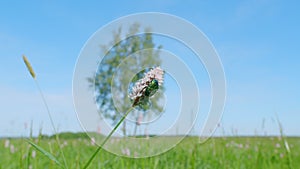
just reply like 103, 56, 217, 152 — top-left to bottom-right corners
26, 139, 64, 168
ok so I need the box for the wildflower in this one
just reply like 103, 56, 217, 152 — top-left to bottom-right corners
136, 113, 143, 125
10, 145, 15, 154
129, 67, 164, 107
275, 143, 281, 148
4, 139, 9, 148
91, 137, 96, 146
32, 150, 36, 158
122, 148, 130, 156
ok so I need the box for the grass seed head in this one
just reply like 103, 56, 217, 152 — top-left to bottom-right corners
22, 55, 36, 79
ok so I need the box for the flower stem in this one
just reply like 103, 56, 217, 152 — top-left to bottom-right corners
83, 106, 134, 169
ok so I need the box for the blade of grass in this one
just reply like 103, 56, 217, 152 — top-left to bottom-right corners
26, 121, 33, 169
26, 139, 64, 168
276, 114, 294, 169
35, 80, 68, 167
22, 55, 68, 168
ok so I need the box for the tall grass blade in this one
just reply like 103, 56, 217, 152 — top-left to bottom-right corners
276, 114, 294, 169
22, 55, 68, 168
26, 139, 64, 168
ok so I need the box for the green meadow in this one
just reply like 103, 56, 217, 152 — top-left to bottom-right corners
1, 134, 299, 169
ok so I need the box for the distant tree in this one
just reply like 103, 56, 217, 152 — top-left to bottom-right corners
88, 23, 164, 136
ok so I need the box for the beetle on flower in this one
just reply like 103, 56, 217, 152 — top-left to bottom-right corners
129, 66, 164, 107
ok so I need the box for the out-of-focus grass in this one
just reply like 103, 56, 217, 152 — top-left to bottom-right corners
0, 136, 299, 169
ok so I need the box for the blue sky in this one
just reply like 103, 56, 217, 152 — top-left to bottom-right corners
0, 0, 299, 137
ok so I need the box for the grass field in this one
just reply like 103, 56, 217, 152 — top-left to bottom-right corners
0, 134, 299, 169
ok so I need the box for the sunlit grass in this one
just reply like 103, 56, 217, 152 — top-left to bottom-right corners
1, 136, 299, 168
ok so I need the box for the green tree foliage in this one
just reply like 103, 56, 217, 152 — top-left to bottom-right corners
88, 23, 164, 136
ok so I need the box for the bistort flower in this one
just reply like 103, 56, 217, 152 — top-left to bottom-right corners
129, 66, 164, 107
